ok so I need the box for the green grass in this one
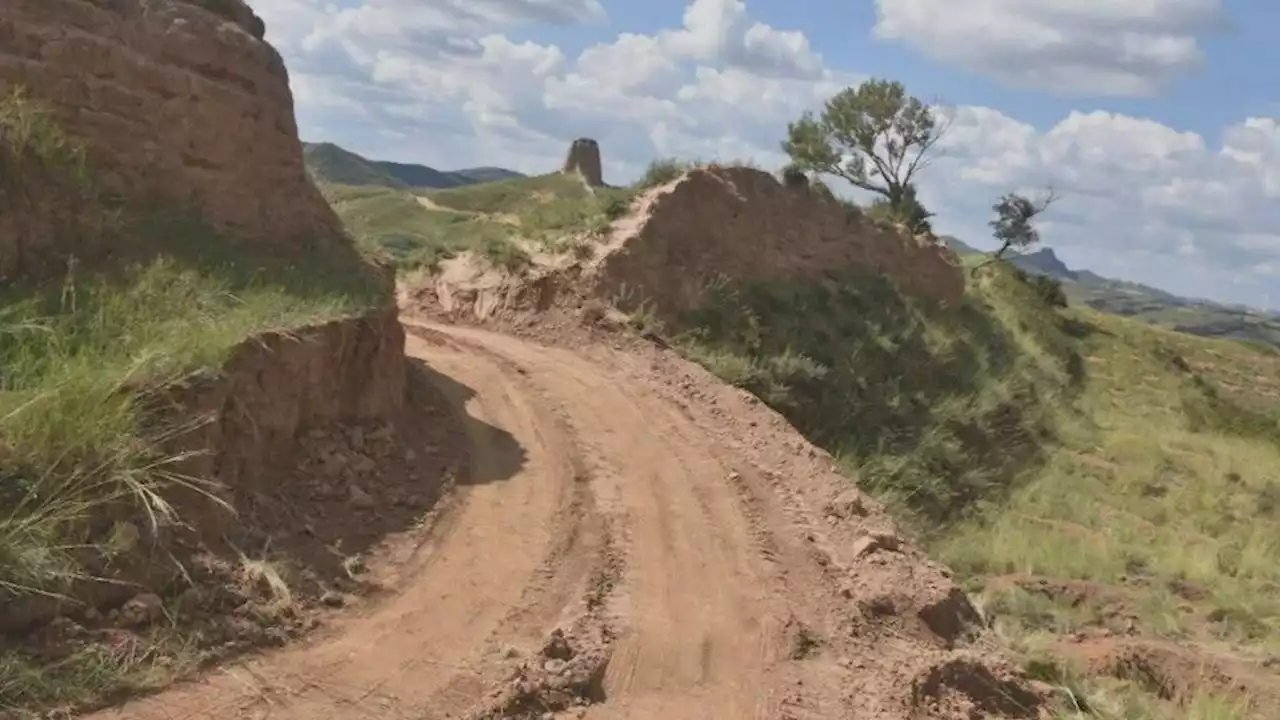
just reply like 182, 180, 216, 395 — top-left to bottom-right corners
322, 174, 638, 272
637, 157, 696, 188
425, 173, 637, 244
322, 184, 517, 270
672, 264, 1079, 530
303, 142, 406, 189
663, 257, 1280, 717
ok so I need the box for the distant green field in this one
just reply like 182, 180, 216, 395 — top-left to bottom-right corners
320, 174, 637, 271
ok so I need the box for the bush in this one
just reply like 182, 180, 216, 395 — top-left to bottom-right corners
1009, 266, 1068, 309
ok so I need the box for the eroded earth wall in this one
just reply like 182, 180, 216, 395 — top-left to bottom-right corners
596, 166, 966, 318
0, 0, 337, 279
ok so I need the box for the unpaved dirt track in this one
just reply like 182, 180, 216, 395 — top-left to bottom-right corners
86, 321, 1040, 720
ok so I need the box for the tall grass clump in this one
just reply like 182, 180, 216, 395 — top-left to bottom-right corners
636, 157, 696, 189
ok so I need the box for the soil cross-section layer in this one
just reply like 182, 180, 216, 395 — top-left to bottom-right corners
85, 322, 1044, 720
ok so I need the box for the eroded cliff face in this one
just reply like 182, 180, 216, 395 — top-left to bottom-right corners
0, 0, 336, 279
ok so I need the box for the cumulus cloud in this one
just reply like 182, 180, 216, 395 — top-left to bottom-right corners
658, 0, 825, 78
872, 0, 1226, 96
254, 0, 1277, 309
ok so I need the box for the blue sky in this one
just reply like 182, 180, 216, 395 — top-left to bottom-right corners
252, 0, 1280, 310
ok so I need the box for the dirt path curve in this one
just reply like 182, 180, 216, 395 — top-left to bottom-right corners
86, 321, 1037, 720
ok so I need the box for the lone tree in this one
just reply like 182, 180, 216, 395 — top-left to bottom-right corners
973, 188, 1060, 275
782, 78, 947, 228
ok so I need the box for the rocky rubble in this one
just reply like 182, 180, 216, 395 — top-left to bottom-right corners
468, 627, 612, 719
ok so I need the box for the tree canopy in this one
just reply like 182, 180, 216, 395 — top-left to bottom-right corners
782, 78, 946, 217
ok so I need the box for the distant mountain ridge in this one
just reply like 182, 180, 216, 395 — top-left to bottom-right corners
302, 141, 525, 190
941, 236, 1280, 348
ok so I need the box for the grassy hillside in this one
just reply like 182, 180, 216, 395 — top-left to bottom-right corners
666, 257, 1280, 719
944, 238, 1280, 349
302, 141, 525, 190
320, 174, 635, 271
302, 142, 407, 189
0, 93, 385, 713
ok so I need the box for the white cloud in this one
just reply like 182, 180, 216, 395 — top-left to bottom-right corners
872, 0, 1225, 96
258, 0, 1278, 310
659, 0, 825, 78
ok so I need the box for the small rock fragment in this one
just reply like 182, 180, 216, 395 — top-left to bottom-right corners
349, 484, 376, 509
851, 532, 902, 559
119, 593, 165, 627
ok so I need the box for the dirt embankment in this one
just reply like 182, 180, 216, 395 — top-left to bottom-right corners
0, 0, 344, 280
409, 164, 965, 327
1, 310, 424, 633
593, 166, 964, 319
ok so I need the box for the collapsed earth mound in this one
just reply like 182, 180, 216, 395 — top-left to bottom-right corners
562, 137, 605, 188
594, 165, 964, 318
1, 0, 346, 281
412, 163, 965, 326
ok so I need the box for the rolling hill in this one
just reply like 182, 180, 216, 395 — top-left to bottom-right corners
301, 141, 525, 190
943, 237, 1280, 350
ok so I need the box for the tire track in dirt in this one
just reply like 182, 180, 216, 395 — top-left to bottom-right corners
424, 324, 806, 719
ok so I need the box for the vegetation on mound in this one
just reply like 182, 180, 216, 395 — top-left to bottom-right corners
0, 91, 384, 714
662, 258, 1280, 719
670, 263, 1079, 529
321, 173, 636, 272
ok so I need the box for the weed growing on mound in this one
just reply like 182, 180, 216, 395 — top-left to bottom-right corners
636, 158, 695, 188
323, 184, 513, 271
673, 264, 1081, 531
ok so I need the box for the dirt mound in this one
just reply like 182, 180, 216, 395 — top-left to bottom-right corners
1060, 637, 1278, 712
408, 165, 965, 328
591, 165, 964, 318
1, 0, 343, 280
911, 657, 1045, 719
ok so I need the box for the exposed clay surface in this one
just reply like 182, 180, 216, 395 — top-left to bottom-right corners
407, 165, 966, 327
592, 166, 965, 316
81, 319, 1047, 720
1, 0, 340, 279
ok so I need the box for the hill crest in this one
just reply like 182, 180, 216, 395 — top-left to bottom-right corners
302, 141, 525, 190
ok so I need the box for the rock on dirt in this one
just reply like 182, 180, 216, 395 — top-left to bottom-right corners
118, 593, 165, 628
468, 627, 609, 719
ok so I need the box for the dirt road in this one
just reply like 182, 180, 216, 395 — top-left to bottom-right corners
87, 321, 1041, 720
